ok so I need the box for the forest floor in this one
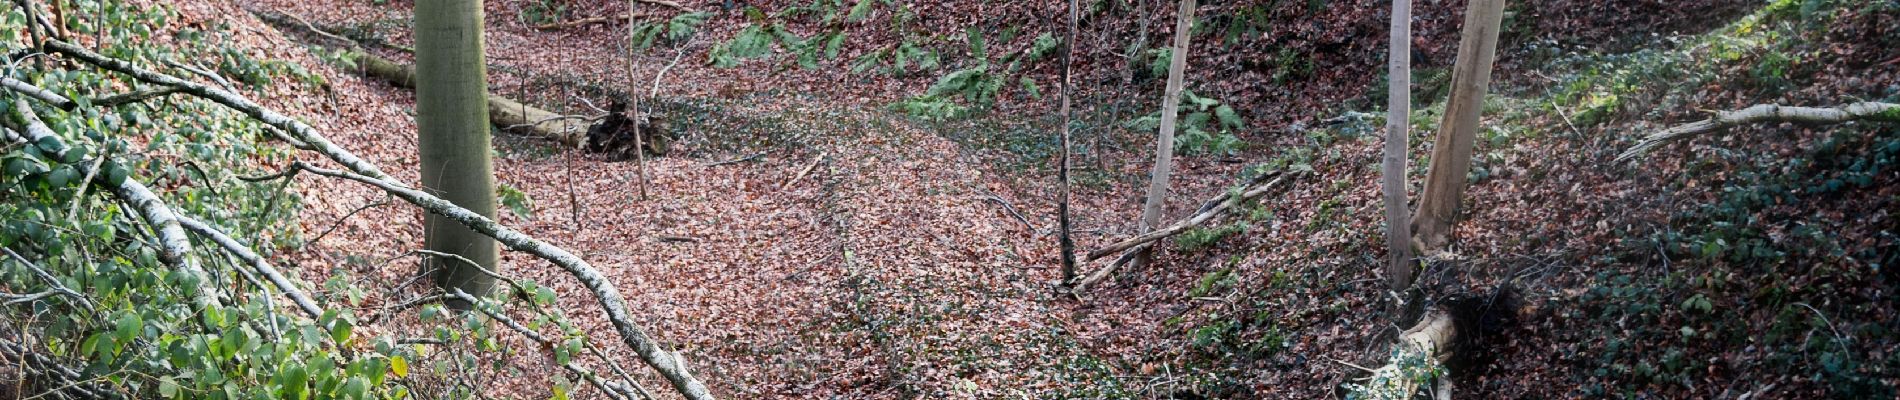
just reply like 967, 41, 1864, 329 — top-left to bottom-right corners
122, 0, 1900, 398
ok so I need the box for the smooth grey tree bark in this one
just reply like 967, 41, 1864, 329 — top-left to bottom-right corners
415, 0, 502, 303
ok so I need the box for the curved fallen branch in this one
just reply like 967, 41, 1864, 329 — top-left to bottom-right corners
297, 161, 710, 399
1071, 171, 1289, 293
46, 39, 714, 399
1617, 102, 1900, 162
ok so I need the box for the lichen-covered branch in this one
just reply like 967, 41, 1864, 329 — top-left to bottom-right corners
176, 215, 326, 319
6, 99, 224, 315
1618, 102, 1900, 162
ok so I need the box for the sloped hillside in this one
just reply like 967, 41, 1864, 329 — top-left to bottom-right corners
0, 0, 1892, 398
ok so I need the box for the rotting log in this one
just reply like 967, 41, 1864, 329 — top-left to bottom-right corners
1618, 102, 1900, 162
341, 51, 590, 146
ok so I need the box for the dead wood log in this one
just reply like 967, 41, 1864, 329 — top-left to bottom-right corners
1071, 171, 1289, 292
340, 50, 592, 146
1346, 308, 1456, 400
534, 12, 659, 30
45, 39, 716, 400
1617, 102, 1900, 162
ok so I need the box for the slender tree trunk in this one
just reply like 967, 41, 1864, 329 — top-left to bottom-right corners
1132, 0, 1196, 269
415, 0, 501, 305
628, 0, 650, 201
1057, 0, 1080, 284
1411, 0, 1506, 252
1382, 0, 1416, 292
1102, 0, 1151, 171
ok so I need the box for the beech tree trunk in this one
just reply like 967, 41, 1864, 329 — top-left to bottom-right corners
1132, 0, 1196, 269
1382, 0, 1416, 291
415, 0, 502, 304
1411, 0, 1505, 252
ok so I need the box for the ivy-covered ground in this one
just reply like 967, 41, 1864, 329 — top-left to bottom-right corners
2, 0, 1895, 398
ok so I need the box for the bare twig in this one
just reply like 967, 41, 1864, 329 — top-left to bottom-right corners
307, 195, 391, 246
779, 152, 826, 190
1, 247, 92, 310
700, 152, 765, 167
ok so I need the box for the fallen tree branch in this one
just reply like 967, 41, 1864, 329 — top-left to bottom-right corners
339, 49, 591, 145
297, 162, 712, 400
779, 152, 826, 190
977, 193, 1035, 232
1617, 102, 1900, 162
1085, 171, 1287, 262
1070, 171, 1288, 293
2, 76, 180, 111
700, 152, 765, 167
534, 11, 659, 30
6, 99, 225, 314
176, 215, 326, 319
47, 38, 714, 400
445, 289, 645, 400
2, 247, 93, 310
